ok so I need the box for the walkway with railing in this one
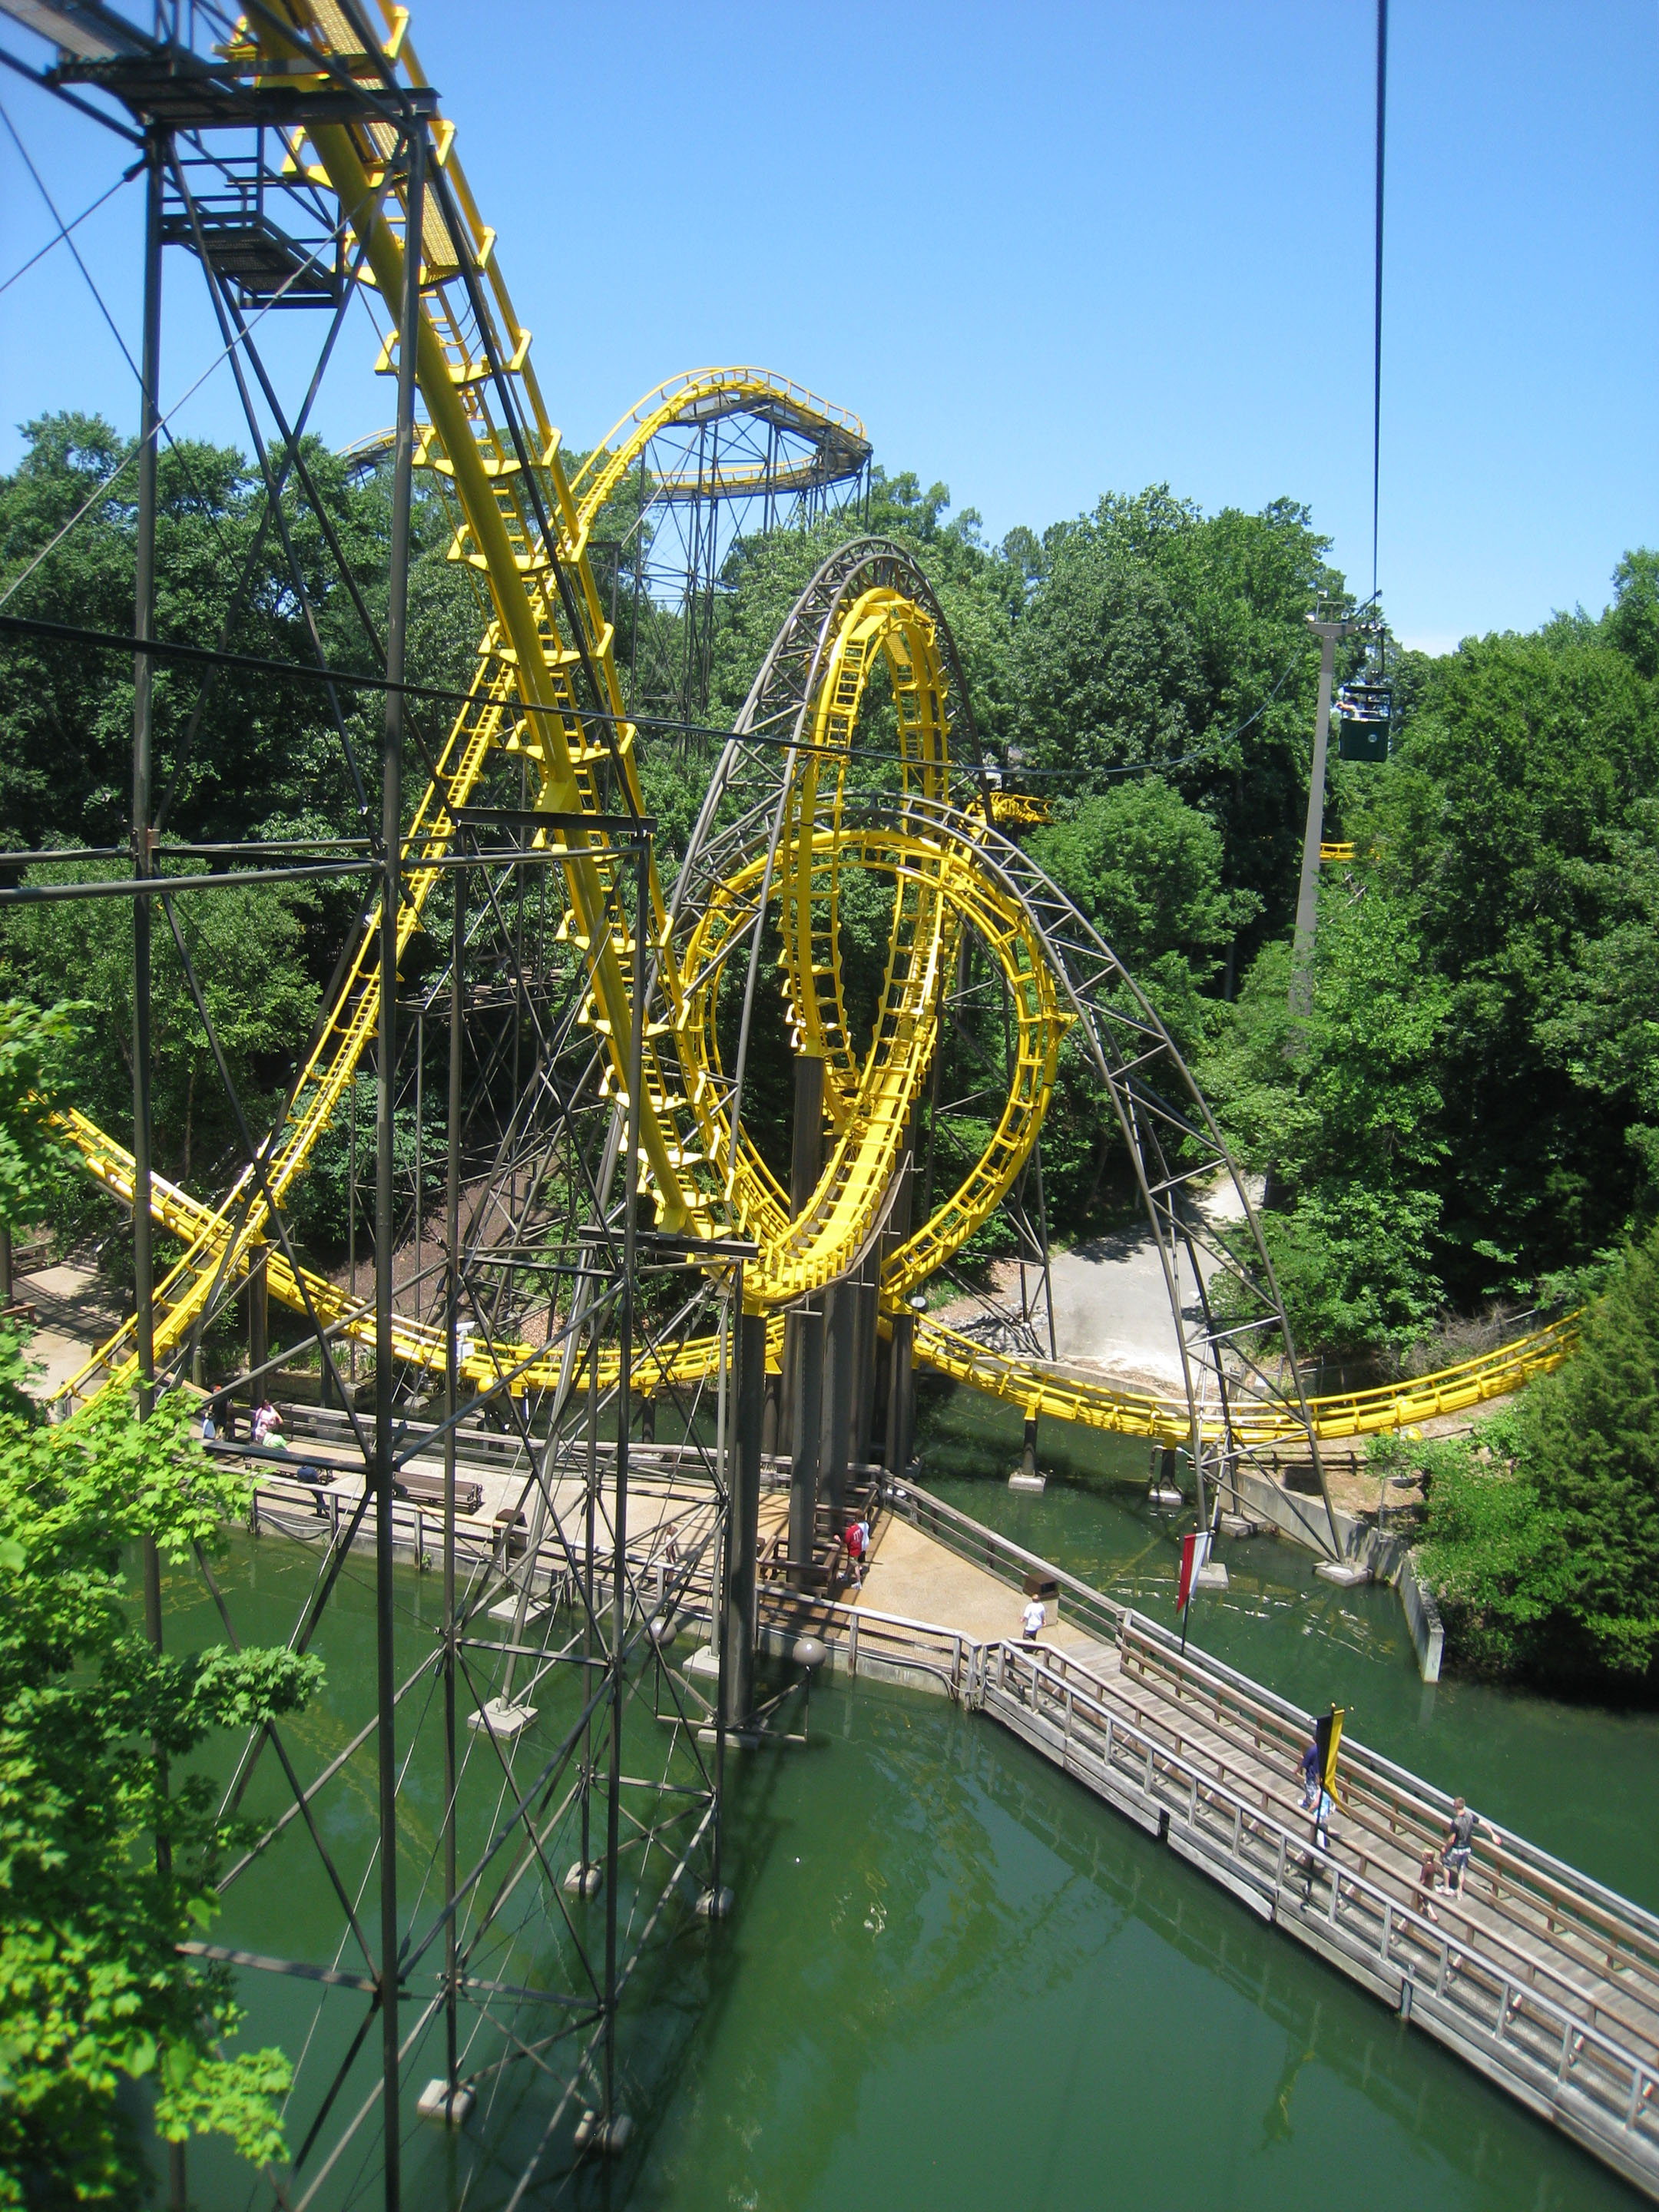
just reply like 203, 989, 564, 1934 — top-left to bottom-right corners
773, 1482, 1659, 2201
233, 1449, 1659, 2199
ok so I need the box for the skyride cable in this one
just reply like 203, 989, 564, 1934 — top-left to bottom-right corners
1372, 0, 1388, 613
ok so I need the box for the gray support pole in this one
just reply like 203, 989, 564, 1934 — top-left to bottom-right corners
1288, 616, 1352, 1044
788, 1303, 823, 1583
885, 1313, 914, 1477
247, 1244, 268, 1411
760, 1367, 780, 1459
778, 1053, 824, 1455
349, 1074, 358, 1387
374, 116, 426, 2212
821, 1281, 853, 1528
131, 119, 182, 2212
849, 1257, 877, 1467
442, 855, 462, 2098
604, 839, 647, 2129
725, 1308, 766, 1730
882, 1124, 917, 1472
788, 1051, 826, 1182
131, 127, 163, 1440
709, 1282, 732, 1896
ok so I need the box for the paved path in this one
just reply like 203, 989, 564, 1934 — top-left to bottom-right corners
1044, 1174, 1258, 1390
14, 1260, 126, 1400
853, 1512, 1096, 1652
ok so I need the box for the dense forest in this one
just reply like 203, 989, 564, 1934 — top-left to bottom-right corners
5, 409, 1659, 1687
6, 407, 1658, 1364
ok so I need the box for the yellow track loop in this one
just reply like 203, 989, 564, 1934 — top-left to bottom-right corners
676, 823, 1068, 1306
46, 4, 1584, 1455
778, 590, 952, 1115
568, 369, 867, 528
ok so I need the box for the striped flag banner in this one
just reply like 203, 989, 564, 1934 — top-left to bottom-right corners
1177, 1530, 1212, 1611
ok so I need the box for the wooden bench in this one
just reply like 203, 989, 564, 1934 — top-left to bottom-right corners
394, 1469, 485, 1516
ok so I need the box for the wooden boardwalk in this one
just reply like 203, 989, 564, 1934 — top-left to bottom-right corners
769, 1483, 1659, 2200
236, 1439, 1659, 2197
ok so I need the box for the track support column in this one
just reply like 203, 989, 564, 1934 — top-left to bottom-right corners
783, 1051, 825, 1568
372, 108, 427, 2212
247, 1242, 268, 1410
778, 1052, 824, 1454
131, 117, 183, 2212
821, 1282, 853, 1528
789, 1305, 823, 1585
725, 1307, 767, 1729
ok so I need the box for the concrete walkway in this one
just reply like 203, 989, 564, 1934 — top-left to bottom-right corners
1044, 1173, 1259, 1391
13, 1260, 126, 1399
853, 1512, 1098, 1655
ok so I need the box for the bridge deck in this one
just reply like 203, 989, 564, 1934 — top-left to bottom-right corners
806, 1485, 1659, 2201
236, 1447, 1659, 2198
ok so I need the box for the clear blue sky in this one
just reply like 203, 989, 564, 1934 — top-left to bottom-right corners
2, 0, 1655, 651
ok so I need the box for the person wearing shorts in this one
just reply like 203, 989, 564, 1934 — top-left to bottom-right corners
1442, 1796, 1501, 1897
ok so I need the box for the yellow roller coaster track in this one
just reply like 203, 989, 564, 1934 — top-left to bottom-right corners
49, 0, 1579, 1467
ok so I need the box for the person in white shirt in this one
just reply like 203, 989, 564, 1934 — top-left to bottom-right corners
1022, 1596, 1045, 1641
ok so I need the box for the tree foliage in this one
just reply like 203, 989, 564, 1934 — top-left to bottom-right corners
0, 999, 81, 1237
1203, 890, 1451, 1353
0, 1391, 322, 2203
1030, 777, 1257, 1052
1389, 1220, 1659, 1687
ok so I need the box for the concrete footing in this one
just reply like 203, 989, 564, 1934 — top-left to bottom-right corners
485, 1595, 551, 1629
1148, 1485, 1184, 1508
417, 2080, 475, 2127
695, 1884, 734, 1920
1315, 1559, 1373, 1587
563, 1860, 603, 1899
684, 1644, 720, 1680
1219, 1512, 1260, 1538
575, 2111, 633, 2156
469, 1696, 536, 1737
1194, 1561, 1230, 1592
1008, 1472, 1045, 1494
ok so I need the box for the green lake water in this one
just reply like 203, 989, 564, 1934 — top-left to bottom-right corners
162, 1378, 1656, 2210
911, 1379, 1659, 1913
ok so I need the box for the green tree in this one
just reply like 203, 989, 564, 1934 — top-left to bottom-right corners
1400, 1221, 1659, 1684
1008, 487, 1343, 964
0, 1395, 321, 2203
1604, 547, 1659, 680
1514, 1224, 1659, 1677
1205, 881, 1451, 1353
0, 859, 321, 1210
0, 999, 80, 1243
1361, 621, 1659, 1303
1030, 777, 1258, 1051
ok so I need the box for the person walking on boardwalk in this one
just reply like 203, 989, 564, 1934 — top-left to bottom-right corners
1412, 1845, 1442, 1924
1297, 1734, 1320, 1810
1022, 1592, 1046, 1642
843, 1518, 866, 1590
1442, 1796, 1501, 1898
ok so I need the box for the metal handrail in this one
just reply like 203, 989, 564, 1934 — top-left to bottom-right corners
992, 1641, 1659, 2142
888, 1481, 1125, 1642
